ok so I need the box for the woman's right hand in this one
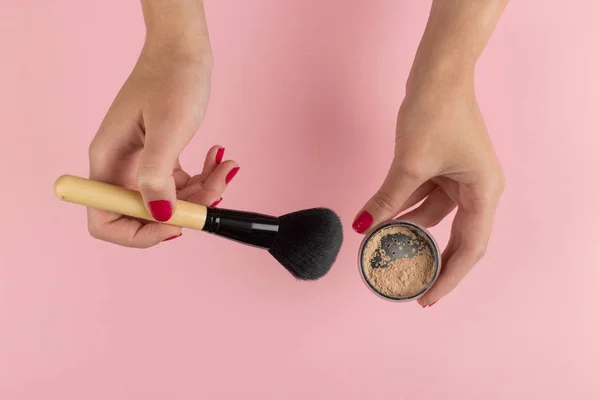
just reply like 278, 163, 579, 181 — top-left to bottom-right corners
87, 43, 240, 248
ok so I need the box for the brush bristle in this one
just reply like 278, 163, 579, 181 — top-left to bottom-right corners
268, 208, 343, 280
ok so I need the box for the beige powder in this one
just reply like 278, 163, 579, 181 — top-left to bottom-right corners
362, 225, 436, 298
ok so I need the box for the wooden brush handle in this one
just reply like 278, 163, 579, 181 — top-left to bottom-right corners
53, 175, 207, 230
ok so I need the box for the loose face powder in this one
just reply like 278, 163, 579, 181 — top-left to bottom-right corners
359, 222, 439, 300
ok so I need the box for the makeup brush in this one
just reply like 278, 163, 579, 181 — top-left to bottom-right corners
53, 175, 343, 280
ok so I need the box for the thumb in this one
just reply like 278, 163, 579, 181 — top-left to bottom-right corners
137, 130, 183, 223
352, 162, 424, 234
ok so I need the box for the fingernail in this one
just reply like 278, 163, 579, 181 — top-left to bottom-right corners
149, 200, 172, 222
428, 301, 438, 308
216, 147, 225, 165
225, 167, 240, 184
352, 211, 373, 234
162, 233, 182, 242
210, 198, 223, 208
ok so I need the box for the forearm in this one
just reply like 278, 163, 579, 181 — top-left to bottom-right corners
407, 0, 508, 93
140, 0, 211, 58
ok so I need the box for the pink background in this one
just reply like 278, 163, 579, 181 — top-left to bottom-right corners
1, 1, 599, 398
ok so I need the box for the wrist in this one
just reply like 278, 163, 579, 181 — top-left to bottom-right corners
141, 0, 212, 62
406, 56, 475, 98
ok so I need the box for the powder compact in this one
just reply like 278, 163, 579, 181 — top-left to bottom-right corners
358, 221, 441, 302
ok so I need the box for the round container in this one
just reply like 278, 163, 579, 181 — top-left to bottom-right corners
358, 220, 441, 302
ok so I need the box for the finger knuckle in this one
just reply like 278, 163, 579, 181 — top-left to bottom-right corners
137, 167, 167, 192
87, 224, 103, 240
372, 191, 399, 212
464, 243, 488, 262
395, 159, 425, 180
88, 138, 109, 166
131, 240, 152, 249
119, 232, 151, 249
488, 167, 506, 197
496, 169, 507, 195
470, 182, 504, 214
442, 275, 461, 293
481, 168, 506, 199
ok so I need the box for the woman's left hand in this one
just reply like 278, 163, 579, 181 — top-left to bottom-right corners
352, 77, 505, 307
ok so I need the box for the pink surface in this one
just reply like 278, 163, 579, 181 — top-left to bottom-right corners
1, 1, 599, 398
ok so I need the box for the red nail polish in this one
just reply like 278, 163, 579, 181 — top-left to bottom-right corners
210, 198, 223, 208
149, 200, 172, 222
352, 211, 373, 234
225, 167, 240, 184
216, 147, 225, 165
162, 233, 182, 242
428, 301, 438, 308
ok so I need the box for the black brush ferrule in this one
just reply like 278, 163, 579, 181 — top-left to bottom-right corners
202, 208, 280, 249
